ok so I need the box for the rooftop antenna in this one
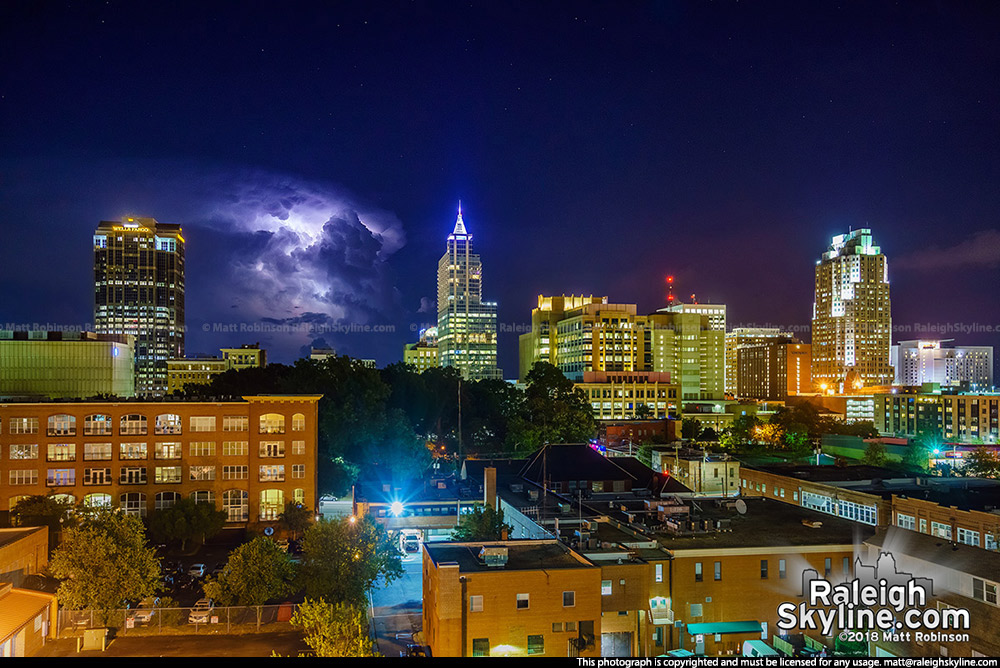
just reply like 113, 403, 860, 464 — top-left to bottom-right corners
665, 275, 675, 304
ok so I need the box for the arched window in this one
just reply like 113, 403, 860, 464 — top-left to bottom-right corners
52, 493, 76, 505
190, 490, 215, 505
84, 414, 113, 436
119, 492, 146, 517
8, 495, 30, 509
155, 414, 182, 435
291, 413, 306, 432
155, 491, 181, 511
259, 413, 285, 435
120, 414, 147, 436
293, 489, 305, 505
84, 493, 112, 508
223, 489, 249, 522
259, 489, 284, 521
47, 414, 76, 437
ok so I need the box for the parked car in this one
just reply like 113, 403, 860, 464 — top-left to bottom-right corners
188, 598, 214, 624
187, 563, 206, 577
210, 562, 226, 577
128, 596, 161, 623
400, 644, 430, 657
402, 534, 420, 553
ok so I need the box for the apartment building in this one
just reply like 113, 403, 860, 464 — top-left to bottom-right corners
0, 395, 320, 526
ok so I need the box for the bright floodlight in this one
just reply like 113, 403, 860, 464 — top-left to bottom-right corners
390, 501, 404, 516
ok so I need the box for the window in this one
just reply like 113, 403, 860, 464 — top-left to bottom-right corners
222, 441, 248, 456
472, 639, 490, 657
897, 513, 916, 530
223, 416, 249, 432
9, 469, 38, 485
155, 466, 182, 483
224, 489, 249, 522
84, 414, 112, 436
760, 560, 768, 579
592, 481, 604, 492
84, 443, 112, 461
602, 580, 612, 595
83, 493, 111, 508
260, 441, 285, 458
120, 492, 146, 517
9, 417, 39, 435
779, 559, 787, 579
690, 603, 703, 617
120, 466, 147, 484
190, 490, 215, 505
9, 444, 38, 460
714, 561, 721, 581
259, 413, 285, 434
47, 443, 76, 462
155, 414, 182, 435
694, 562, 703, 582
45, 469, 76, 487
565, 621, 577, 632
260, 465, 285, 482
931, 521, 953, 540
120, 414, 147, 436
552, 622, 563, 633
155, 491, 180, 510
655, 563, 663, 583
973, 578, 998, 605
294, 489, 305, 504
527, 634, 544, 655
958, 528, 981, 547
259, 489, 284, 520
120, 442, 147, 459
47, 414, 76, 436
824, 558, 832, 577
470, 595, 483, 612
292, 464, 305, 479
190, 416, 216, 432
292, 413, 305, 431
223, 465, 249, 480
83, 468, 112, 485
516, 593, 529, 609
292, 440, 306, 455
190, 465, 216, 481
189, 441, 216, 457
155, 442, 182, 460
563, 591, 575, 607
843, 557, 850, 576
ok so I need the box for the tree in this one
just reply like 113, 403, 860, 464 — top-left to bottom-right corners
49, 509, 160, 621
451, 504, 513, 542
680, 418, 702, 441
147, 497, 227, 551
10, 494, 76, 547
962, 447, 1000, 479
698, 427, 719, 442
753, 423, 785, 449
634, 404, 653, 420
509, 362, 596, 450
203, 536, 297, 629
862, 441, 888, 467
901, 444, 929, 471
297, 516, 403, 605
291, 598, 379, 657
279, 501, 314, 541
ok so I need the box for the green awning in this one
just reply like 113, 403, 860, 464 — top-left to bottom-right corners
686, 621, 762, 636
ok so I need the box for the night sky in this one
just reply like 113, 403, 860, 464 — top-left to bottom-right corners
2, 1, 999, 377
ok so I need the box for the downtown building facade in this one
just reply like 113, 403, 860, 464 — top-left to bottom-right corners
0, 331, 135, 399
436, 207, 501, 380
811, 229, 893, 393
93, 217, 185, 396
0, 395, 319, 526
736, 338, 812, 401
402, 326, 440, 372
891, 340, 993, 390
874, 391, 1000, 444
166, 343, 268, 394
725, 328, 792, 397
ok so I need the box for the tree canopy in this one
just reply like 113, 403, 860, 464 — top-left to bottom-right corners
297, 516, 403, 605
203, 536, 296, 623
147, 497, 227, 551
451, 504, 513, 542
291, 598, 380, 657
49, 509, 160, 616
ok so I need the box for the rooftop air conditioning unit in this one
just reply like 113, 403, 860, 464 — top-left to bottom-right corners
479, 546, 509, 568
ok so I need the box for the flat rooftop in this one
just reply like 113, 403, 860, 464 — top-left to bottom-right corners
652, 498, 872, 551
866, 527, 1000, 582
424, 540, 596, 573
0, 527, 44, 550
750, 464, 903, 483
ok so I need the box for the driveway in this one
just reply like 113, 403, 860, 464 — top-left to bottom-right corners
369, 550, 423, 657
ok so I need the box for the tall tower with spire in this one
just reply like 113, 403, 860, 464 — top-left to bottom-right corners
436, 203, 502, 380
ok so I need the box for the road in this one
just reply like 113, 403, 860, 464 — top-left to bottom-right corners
369, 550, 424, 657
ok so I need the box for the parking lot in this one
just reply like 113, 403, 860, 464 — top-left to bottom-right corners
369, 549, 424, 657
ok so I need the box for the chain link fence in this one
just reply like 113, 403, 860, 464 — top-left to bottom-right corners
58, 603, 299, 637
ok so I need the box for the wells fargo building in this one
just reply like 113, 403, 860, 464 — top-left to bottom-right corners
0, 395, 320, 526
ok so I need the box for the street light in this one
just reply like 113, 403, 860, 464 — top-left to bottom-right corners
390, 501, 405, 517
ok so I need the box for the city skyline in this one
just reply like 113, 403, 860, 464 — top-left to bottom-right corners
1, 2, 999, 377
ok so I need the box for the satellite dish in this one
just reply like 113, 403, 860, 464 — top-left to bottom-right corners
735, 500, 747, 515
264, 526, 274, 536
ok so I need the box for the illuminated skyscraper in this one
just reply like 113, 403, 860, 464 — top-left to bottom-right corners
94, 217, 185, 395
436, 205, 501, 380
811, 229, 892, 393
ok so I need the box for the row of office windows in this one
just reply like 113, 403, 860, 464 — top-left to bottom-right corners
3, 413, 306, 436
7, 464, 306, 486
0, 441, 306, 461
896, 513, 998, 550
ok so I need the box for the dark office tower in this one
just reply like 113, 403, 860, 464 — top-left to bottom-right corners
94, 217, 185, 396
